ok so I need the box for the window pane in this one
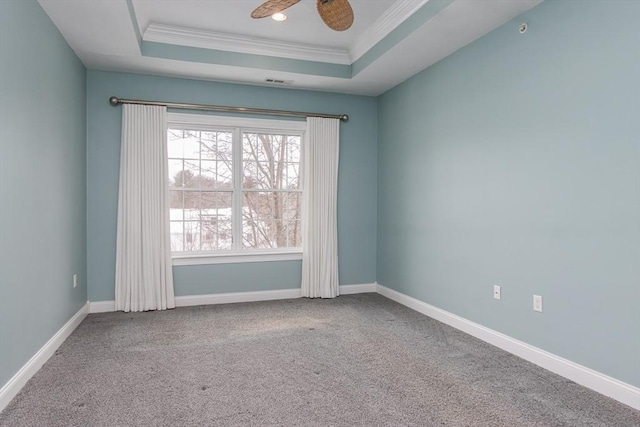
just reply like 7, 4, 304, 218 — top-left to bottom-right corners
167, 129, 184, 158
183, 131, 200, 159
287, 135, 301, 162
200, 131, 216, 158
201, 160, 232, 189
170, 129, 234, 190
217, 160, 233, 188
242, 132, 301, 190
168, 159, 183, 188
183, 221, 200, 251
205, 131, 233, 188
171, 191, 233, 252
201, 131, 233, 161
199, 160, 217, 188
183, 160, 199, 188
242, 191, 301, 249
170, 221, 184, 252
169, 190, 183, 220
201, 192, 233, 251
184, 192, 200, 220
242, 158, 258, 188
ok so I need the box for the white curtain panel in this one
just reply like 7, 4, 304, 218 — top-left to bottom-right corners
301, 117, 340, 298
115, 104, 175, 312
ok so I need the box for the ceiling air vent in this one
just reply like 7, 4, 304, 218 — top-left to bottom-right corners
265, 78, 294, 85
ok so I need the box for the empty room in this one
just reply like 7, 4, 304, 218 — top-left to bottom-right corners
0, 0, 639, 425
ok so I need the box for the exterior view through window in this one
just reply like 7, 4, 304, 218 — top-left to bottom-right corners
168, 121, 303, 255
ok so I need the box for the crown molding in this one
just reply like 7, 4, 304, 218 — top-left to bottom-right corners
142, 2, 427, 67
144, 23, 351, 65
349, 0, 429, 62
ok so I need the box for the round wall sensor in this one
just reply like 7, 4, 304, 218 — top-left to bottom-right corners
519, 23, 528, 34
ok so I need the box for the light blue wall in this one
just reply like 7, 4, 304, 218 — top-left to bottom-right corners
377, 0, 640, 386
87, 71, 377, 302
0, 0, 87, 388
142, 42, 352, 78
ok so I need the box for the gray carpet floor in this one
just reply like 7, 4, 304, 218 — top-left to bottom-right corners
1, 293, 639, 426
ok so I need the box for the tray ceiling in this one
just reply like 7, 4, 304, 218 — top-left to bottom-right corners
37, 0, 542, 95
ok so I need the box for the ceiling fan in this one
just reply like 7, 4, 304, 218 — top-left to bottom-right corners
251, 0, 354, 31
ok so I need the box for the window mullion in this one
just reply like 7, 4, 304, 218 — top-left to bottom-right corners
232, 127, 243, 251
198, 131, 203, 252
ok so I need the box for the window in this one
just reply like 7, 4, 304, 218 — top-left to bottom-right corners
167, 114, 306, 264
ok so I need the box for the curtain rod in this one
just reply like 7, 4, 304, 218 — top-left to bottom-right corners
109, 96, 348, 122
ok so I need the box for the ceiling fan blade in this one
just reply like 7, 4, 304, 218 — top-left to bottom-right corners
317, 0, 354, 31
251, 0, 300, 19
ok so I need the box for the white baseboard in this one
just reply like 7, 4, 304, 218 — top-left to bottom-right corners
0, 302, 89, 412
339, 283, 377, 294
175, 288, 301, 307
89, 283, 377, 313
376, 284, 640, 410
88, 300, 116, 313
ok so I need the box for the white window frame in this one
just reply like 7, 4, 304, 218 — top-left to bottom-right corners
168, 113, 306, 265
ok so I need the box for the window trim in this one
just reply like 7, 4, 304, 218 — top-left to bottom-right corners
168, 113, 307, 133
172, 250, 302, 266
167, 113, 306, 264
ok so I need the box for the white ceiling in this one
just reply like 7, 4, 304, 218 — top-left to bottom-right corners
38, 0, 543, 96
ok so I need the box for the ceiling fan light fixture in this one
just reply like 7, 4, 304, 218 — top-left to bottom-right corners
272, 12, 287, 21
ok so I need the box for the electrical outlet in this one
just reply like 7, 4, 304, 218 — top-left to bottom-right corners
533, 295, 542, 312
493, 285, 501, 300
73, 274, 78, 289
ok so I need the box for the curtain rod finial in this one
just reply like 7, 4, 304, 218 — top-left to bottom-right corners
109, 96, 120, 106
340, 115, 349, 122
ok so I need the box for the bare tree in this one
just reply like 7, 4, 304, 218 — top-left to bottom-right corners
242, 133, 301, 249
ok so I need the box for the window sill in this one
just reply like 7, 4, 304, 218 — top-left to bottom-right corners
172, 251, 303, 266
